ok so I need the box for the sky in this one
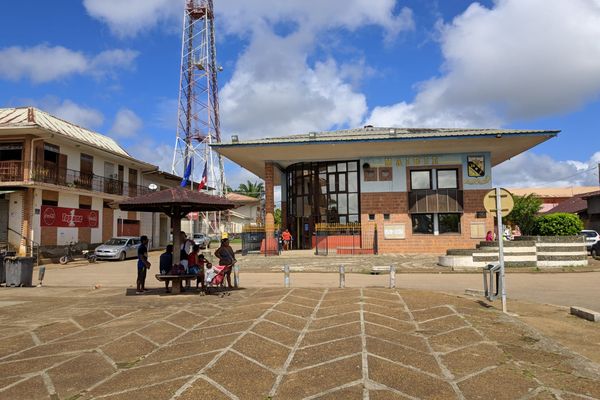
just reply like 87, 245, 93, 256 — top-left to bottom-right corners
1, 0, 599, 190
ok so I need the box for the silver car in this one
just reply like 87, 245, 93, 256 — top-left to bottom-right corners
192, 233, 211, 249
95, 237, 141, 261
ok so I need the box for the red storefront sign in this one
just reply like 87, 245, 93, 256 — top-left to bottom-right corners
41, 206, 99, 228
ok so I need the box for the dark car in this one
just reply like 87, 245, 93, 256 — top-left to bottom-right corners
591, 240, 600, 259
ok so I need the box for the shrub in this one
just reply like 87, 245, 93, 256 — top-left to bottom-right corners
534, 213, 583, 236
505, 194, 543, 235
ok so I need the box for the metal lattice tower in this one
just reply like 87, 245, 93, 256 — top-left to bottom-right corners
171, 0, 226, 233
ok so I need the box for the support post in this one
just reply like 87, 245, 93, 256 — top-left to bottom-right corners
339, 265, 345, 288
172, 208, 182, 265
284, 264, 290, 288
233, 264, 240, 288
495, 188, 507, 313
389, 265, 396, 288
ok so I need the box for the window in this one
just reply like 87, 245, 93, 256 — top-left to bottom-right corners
410, 170, 431, 190
439, 214, 461, 234
41, 199, 58, 207
437, 169, 458, 189
383, 213, 390, 220
412, 214, 433, 234
368, 214, 375, 221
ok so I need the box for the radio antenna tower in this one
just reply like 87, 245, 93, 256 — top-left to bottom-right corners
172, 0, 226, 233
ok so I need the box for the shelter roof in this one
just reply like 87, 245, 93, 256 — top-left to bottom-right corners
117, 187, 234, 216
212, 126, 559, 180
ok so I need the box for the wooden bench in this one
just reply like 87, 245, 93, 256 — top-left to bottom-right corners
155, 274, 199, 294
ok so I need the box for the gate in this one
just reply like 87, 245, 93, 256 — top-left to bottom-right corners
314, 223, 376, 255
241, 225, 280, 256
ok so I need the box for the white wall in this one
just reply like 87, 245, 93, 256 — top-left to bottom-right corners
7, 191, 23, 248
91, 197, 103, 243
32, 189, 42, 244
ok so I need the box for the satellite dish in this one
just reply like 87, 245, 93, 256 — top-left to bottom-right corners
148, 183, 158, 191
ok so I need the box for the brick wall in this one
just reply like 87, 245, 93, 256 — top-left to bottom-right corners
361, 191, 493, 254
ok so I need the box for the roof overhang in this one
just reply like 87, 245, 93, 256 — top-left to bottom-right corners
213, 132, 557, 181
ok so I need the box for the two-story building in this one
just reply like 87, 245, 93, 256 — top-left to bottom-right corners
213, 126, 559, 254
0, 107, 181, 256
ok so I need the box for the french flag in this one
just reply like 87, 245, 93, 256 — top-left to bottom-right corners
198, 162, 208, 191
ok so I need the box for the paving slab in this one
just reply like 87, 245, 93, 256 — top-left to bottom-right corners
0, 286, 598, 400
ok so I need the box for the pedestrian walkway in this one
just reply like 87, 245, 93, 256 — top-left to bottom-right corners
0, 287, 598, 399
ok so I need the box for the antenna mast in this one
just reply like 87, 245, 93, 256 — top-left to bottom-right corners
172, 0, 226, 233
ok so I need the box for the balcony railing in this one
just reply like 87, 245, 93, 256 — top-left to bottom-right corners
408, 189, 463, 213
0, 160, 150, 197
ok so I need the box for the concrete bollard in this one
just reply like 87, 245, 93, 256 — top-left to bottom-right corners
233, 265, 240, 288
389, 265, 396, 288
284, 264, 290, 288
339, 265, 345, 288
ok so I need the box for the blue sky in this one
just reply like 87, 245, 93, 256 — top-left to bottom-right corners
1, 0, 599, 189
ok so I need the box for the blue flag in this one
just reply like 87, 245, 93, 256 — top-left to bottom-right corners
180, 159, 192, 187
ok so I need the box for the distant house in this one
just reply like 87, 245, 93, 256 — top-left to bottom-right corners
508, 186, 600, 213
224, 192, 261, 233
543, 189, 600, 231
582, 190, 600, 231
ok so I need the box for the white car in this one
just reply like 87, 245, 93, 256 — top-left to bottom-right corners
192, 233, 211, 249
581, 230, 600, 252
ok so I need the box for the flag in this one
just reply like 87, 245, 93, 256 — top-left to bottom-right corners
180, 159, 192, 187
198, 162, 208, 191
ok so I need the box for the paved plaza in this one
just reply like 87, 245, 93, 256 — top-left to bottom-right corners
1, 285, 600, 400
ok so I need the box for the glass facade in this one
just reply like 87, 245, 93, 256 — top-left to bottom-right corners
286, 161, 360, 248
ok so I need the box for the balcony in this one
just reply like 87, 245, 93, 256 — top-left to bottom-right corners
408, 189, 463, 213
0, 160, 150, 197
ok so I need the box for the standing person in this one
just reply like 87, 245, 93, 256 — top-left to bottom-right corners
214, 238, 236, 288
282, 229, 292, 251
159, 245, 173, 293
136, 235, 151, 294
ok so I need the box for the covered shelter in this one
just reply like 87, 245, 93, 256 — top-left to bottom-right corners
117, 187, 234, 263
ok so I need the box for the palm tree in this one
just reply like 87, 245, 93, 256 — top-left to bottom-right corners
237, 180, 264, 198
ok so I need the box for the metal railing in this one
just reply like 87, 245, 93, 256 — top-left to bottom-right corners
314, 223, 376, 256
241, 224, 281, 256
408, 189, 463, 213
0, 160, 150, 197
6, 227, 39, 265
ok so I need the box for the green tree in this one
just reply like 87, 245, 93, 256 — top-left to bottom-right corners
237, 180, 264, 198
535, 213, 583, 236
274, 208, 282, 226
505, 194, 543, 235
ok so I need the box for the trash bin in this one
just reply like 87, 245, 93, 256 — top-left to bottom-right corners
0, 254, 5, 285
5, 257, 34, 287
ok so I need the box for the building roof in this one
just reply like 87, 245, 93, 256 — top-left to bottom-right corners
226, 192, 260, 203
582, 190, 600, 199
545, 196, 588, 214
508, 186, 600, 199
212, 126, 559, 180
117, 187, 235, 214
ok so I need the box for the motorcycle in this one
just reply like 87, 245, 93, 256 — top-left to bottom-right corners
59, 242, 97, 265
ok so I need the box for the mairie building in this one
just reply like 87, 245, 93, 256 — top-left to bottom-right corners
213, 126, 558, 254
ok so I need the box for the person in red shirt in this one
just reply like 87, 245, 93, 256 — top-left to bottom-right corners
282, 229, 292, 251
187, 244, 205, 291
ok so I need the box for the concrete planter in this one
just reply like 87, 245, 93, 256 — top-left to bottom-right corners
439, 235, 588, 269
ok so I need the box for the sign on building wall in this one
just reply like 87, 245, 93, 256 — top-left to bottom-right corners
383, 223, 406, 239
41, 205, 99, 228
467, 156, 485, 177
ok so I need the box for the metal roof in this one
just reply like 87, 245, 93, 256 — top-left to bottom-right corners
213, 126, 560, 147
0, 107, 129, 156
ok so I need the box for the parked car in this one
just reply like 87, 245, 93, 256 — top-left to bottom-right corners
192, 233, 211, 249
95, 237, 141, 261
580, 230, 600, 252
591, 240, 600, 259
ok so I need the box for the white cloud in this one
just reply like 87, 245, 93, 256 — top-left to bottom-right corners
493, 151, 600, 188
217, 0, 414, 139
129, 142, 174, 173
0, 45, 138, 83
109, 108, 143, 138
42, 98, 105, 129
83, 0, 183, 37
367, 0, 600, 127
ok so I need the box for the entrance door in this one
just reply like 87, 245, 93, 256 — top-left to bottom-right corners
294, 216, 313, 249
0, 198, 8, 243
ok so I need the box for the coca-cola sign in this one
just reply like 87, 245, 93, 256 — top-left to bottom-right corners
40, 206, 99, 228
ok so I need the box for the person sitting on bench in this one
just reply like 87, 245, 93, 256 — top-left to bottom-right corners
159, 245, 173, 293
